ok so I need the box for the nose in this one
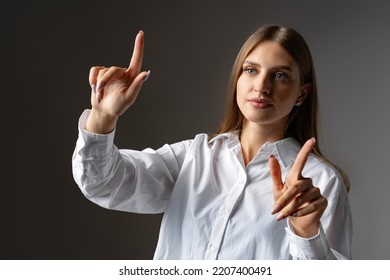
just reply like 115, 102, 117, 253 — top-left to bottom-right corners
254, 74, 270, 95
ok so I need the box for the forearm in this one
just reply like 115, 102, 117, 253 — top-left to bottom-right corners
72, 110, 180, 213
72, 110, 123, 203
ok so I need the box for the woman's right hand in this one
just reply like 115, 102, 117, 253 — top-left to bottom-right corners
86, 31, 150, 134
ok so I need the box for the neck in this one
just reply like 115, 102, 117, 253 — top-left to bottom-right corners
240, 122, 286, 166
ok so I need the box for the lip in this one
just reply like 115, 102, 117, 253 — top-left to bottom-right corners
248, 98, 273, 109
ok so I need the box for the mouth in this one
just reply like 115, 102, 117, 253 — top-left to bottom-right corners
248, 98, 273, 109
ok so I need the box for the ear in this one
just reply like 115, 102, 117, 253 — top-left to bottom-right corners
295, 83, 311, 105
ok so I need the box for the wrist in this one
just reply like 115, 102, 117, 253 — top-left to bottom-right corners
288, 220, 320, 238
85, 108, 118, 134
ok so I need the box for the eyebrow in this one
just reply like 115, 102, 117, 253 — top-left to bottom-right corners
243, 60, 293, 72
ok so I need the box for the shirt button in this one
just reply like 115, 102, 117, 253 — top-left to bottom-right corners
222, 208, 229, 214
261, 153, 270, 160
208, 244, 216, 251
238, 178, 246, 185
264, 143, 273, 149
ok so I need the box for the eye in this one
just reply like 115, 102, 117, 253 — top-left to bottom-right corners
273, 72, 289, 80
244, 67, 257, 75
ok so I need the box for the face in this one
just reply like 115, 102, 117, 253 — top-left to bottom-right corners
236, 41, 309, 132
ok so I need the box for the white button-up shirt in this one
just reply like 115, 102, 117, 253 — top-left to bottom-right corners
72, 110, 352, 260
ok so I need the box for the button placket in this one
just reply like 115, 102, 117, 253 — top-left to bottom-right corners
204, 173, 247, 260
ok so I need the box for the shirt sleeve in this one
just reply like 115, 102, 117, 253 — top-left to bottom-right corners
285, 173, 352, 260
286, 222, 342, 259
71, 110, 190, 214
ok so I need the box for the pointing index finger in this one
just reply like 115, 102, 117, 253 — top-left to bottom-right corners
290, 137, 316, 179
127, 30, 145, 74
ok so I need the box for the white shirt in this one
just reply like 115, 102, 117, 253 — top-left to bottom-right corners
72, 110, 352, 260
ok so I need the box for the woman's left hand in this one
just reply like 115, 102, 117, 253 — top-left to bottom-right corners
269, 138, 328, 238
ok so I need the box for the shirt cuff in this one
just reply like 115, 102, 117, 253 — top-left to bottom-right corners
77, 109, 116, 158
285, 221, 331, 259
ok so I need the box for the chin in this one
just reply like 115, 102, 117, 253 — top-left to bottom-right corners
243, 114, 289, 128
242, 112, 273, 124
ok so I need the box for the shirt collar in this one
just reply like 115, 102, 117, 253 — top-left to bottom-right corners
209, 131, 302, 169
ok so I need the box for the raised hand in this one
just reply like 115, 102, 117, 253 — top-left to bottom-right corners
86, 31, 150, 134
269, 138, 328, 238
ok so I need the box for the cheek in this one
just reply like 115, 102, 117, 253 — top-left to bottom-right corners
236, 78, 244, 101
236, 90, 242, 110
236, 77, 243, 93
236, 76, 249, 99
275, 85, 300, 103
271, 87, 300, 113
279, 92, 296, 105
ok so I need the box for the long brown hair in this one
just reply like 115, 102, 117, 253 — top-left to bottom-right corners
215, 24, 350, 191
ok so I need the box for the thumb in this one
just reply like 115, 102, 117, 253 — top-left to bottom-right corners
269, 155, 284, 200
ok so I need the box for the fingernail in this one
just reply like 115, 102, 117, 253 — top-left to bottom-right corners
271, 204, 281, 215
91, 84, 96, 94
143, 70, 151, 82
97, 81, 105, 92
276, 212, 286, 221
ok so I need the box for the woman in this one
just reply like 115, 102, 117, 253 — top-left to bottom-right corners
72, 25, 352, 259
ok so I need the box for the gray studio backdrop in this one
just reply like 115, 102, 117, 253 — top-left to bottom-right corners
4, 0, 390, 259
